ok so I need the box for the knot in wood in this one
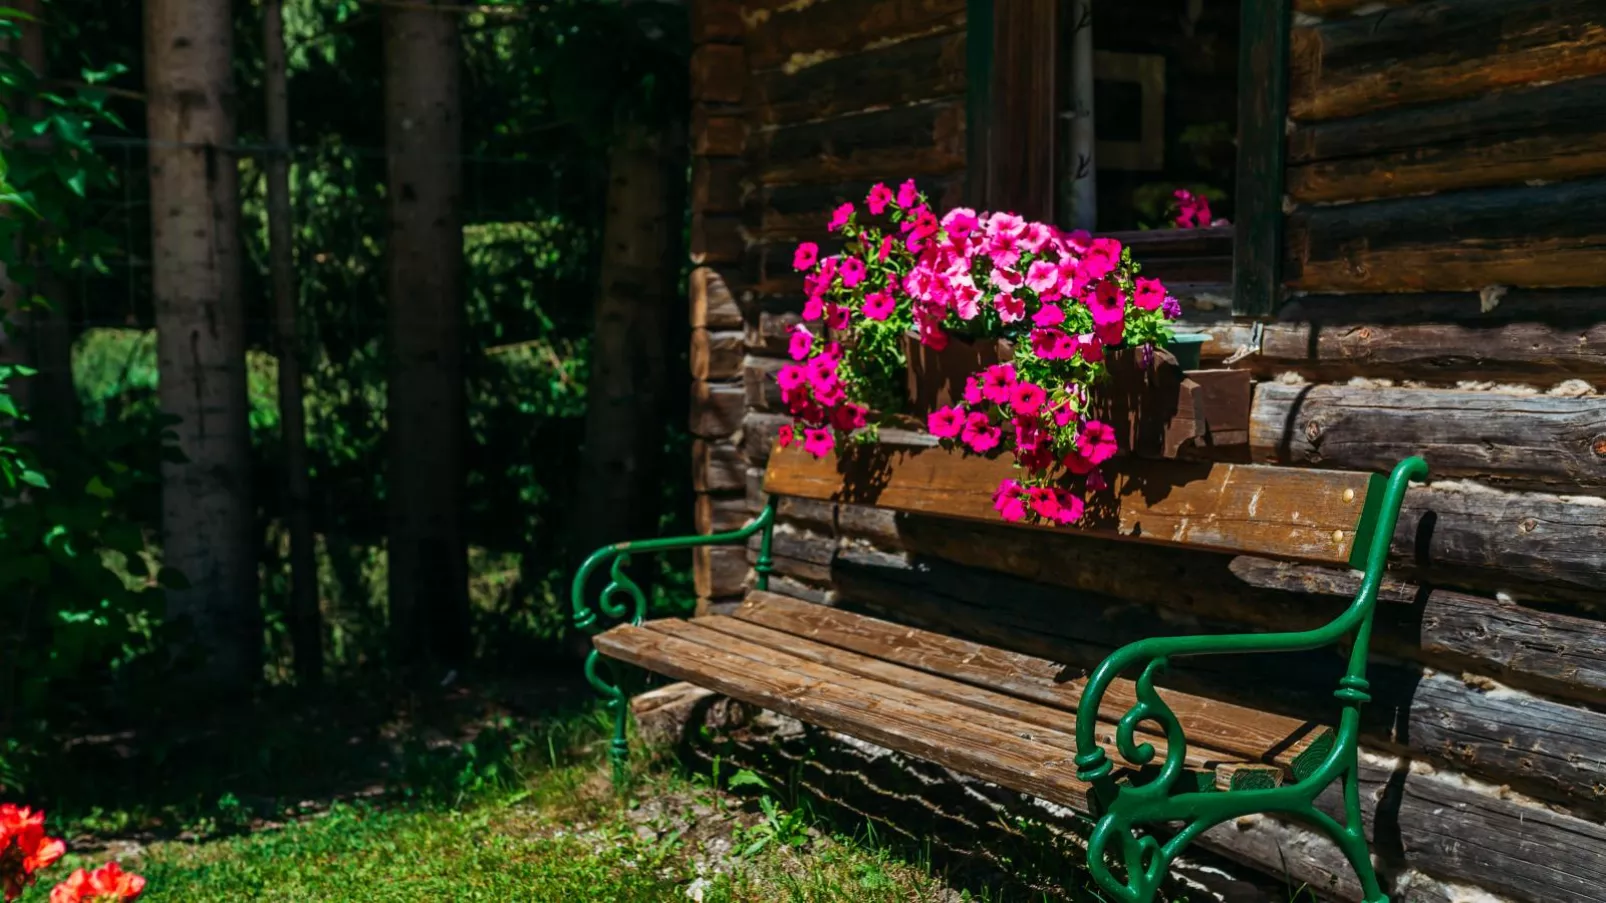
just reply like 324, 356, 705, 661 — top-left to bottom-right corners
1518, 518, 1538, 535
1592, 434, 1606, 459
1304, 419, 1324, 443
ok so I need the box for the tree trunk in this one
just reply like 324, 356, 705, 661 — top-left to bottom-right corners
382, 0, 468, 667
265, 0, 321, 685
1063, 0, 1096, 231
145, 0, 258, 690
576, 119, 679, 561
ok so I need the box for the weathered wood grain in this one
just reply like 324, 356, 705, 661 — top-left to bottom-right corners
690, 0, 743, 43
738, 411, 792, 464
690, 382, 745, 438
1286, 178, 1606, 292
1290, 0, 1412, 15
693, 544, 748, 599
692, 438, 747, 493
1234, 0, 1293, 317
742, 355, 785, 411
983, 0, 1057, 222
690, 43, 745, 104
1196, 289, 1606, 380
743, 0, 967, 73
595, 619, 1094, 807
690, 212, 745, 265
695, 492, 751, 535
750, 29, 965, 126
1251, 383, 1606, 489
752, 99, 967, 186
1288, 74, 1606, 203
726, 592, 1327, 774
691, 108, 746, 157
691, 328, 744, 381
689, 266, 744, 331
1289, 0, 1606, 122
764, 441, 1376, 566
691, 157, 746, 215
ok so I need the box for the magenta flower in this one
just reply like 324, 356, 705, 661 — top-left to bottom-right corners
777, 424, 795, 448
1134, 277, 1165, 311
1051, 489, 1085, 524
1031, 328, 1068, 360
918, 323, 949, 350
951, 283, 982, 321
815, 380, 846, 407
862, 291, 896, 321
990, 266, 1024, 293
867, 183, 895, 214
1026, 260, 1060, 297
963, 376, 984, 406
1089, 281, 1126, 327
788, 325, 814, 361
1083, 238, 1121, 281
1009, 381, 1047, 417
839, 256, 867, 288
1081, 420, 1119, 465
828, 202, 855, 232
831, 403, 869, 432
802, 295, 825, 321
942, 207, 979, 239
1020, 222, 1053, 254
878, 234, 895, 262
897, 179, 920, 210
1086, 468, 1109, 492
1026, 486, 1060, 521
793, 242, 819, 271
1033, 304, 1065, 327
802, 427, 835, 457
992, 479, 1026, 522
777, 365, 807, 393
806, 353, 837, 384
927, 405, 966, 439
995, 292, 1025, 324
979, 364, 1017, 404
1051, 401, 1079, 428
961, 411, 1003, 453
827, 305, 852, 331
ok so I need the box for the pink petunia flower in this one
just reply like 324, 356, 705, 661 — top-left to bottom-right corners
806, 353, 837, 383
961, 411, 1003, 453
1082, 237, 1121, 281
1026, 486, 1060, 521
979, 364, 1017, 404
788, 325, 814, 361
802, 427, 835, 457
991, 267, 1024, 293
1076, 333, 1104, 363
927, 405, 966, 439
828, 202, 855, 232
962, 376, 984, 406
776, 365, 807, 393
1026, 260, 1061, 297
1051, 400, 1080, 428
897, 179, 920, 210
815, 380, 846, 407
879, 234, 895, 262
867, 183, 895, 214
995, 292, 1025, 324
1033, 304, 1065, 327
951, 282, 982, 321
1088, 281, 1126, 327
802, 295, 826, 322
831, 403, 869, 432
793, 242, 819, 271
827, 305, 852, 331
1051, 489, 1086, 524
777, 424, 795, 448
942, 207, 980, 239
1133, 277, 1165, 311
1081, 420, 1118, 464
1086, 468, 1109, 492
992, 479, 1027, 522
861, 291, 896, 321
1020, 222, 1054, 254
1009, 381, 1047, 417
839, 256, 868, 288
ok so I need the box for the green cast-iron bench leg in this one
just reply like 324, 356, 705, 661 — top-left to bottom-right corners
570, 497, 778, 785
1072, 456, 1428, 903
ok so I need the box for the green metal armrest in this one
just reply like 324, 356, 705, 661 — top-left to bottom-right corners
570, 497, 777, 782
1072, 456, 1428, 903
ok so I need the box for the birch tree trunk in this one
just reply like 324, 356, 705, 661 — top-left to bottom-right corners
1064, 0, 1097, 231
265, 0, 321, 685
382, 0, 468, 666
145, 0, 258, 690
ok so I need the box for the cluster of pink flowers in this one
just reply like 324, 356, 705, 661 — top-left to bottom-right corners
0, 804, 144, 902
777, 179, 1182, 526
1172, 189, 1215, 229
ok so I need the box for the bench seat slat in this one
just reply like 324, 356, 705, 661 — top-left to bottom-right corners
595, 620, 1093, 808
764, 442, 1380, 567
732, 592, 1327, 773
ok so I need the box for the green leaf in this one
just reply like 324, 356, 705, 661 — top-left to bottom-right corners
20, 469, 48, 489
726, 769, 770, 791
84, 475, 113, 499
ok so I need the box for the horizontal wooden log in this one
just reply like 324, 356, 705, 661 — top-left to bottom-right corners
693, 544, 749, 599
1251, 382, 1606, 490
689, 212, 746, 265
689, 266, 744, 331
1288, 75, 1606, 203
691, 328, 744, 381
753, 98, 967, 186
1289, 0, 1606, 122
746, 309, 802, 355
691, 157, 746, 215
691, 108, 746, 156
759, 175, 966, 241
751, 29, 965, 127
695, 492, 751, 535
1286, 178, 1606, 292
692, 438, 747, 493
1197, 289, 1606, 380
739, 411, 791, 464
690, 0, 743, 43
743, 354, 785, 411
766, 441, 1378, 566
764, 525, 835, 584
690, 382, 745, 438
1291, 0, 1412, 15
690, 43, 746, 104
744, 0, 966, 73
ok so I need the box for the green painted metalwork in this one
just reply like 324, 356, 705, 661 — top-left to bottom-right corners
570, 497, 778, 785
1073, 456, 1428, 903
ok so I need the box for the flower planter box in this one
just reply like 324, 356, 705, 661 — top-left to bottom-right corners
902, 332, 1013, 416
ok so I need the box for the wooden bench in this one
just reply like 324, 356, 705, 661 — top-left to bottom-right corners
572, 440, 1427, 903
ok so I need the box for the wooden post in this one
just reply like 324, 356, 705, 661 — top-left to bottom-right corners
1232, 0, 1292, 318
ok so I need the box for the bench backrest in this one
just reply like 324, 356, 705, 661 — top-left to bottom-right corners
764, 437, 1388, 569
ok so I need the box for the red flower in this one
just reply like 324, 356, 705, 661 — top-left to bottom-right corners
1, 804, 66, 902
49, 862, 146, 903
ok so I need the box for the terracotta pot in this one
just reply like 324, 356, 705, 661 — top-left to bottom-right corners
902, 331, 1014, 416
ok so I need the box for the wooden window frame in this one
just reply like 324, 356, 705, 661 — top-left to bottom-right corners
968, 0, 1292, 317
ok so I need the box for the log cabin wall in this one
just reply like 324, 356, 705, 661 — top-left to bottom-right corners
686, 1, 1606, 901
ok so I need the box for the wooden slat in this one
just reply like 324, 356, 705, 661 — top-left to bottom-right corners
725, 592, 1326, 772
1233, 0, 1292, 317
752, 99, 967, 186
983, 0, 1057, 222
743, 0, 967, 73
594, 621, 1092, 807
763, 441, 1375, 566
1289, 0, 1606, 123
750, 30, 965, 127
